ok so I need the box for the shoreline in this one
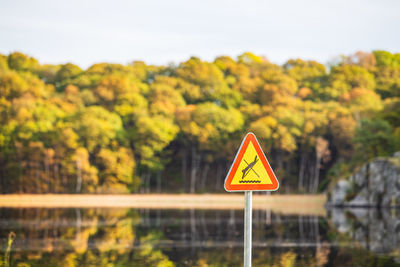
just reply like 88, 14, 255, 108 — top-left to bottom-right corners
0, 194, 326, 216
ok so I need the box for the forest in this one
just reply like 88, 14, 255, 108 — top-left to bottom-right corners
0, 51, 399, 194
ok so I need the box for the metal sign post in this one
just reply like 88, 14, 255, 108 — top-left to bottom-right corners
224, 133, 279, 267
244, 191, 252, 267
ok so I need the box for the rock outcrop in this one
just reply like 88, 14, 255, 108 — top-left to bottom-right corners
329, 152, 400, 207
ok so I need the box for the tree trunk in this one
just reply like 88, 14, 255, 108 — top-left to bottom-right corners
190, 146, 201, 194
313, 137, 329, 193
190, 146, 196, 193
62, 172, 68, 193
156, 171, 161, 193
200, 162, 210, 190
181, 147, 187, 191
35, 165, 41, 194
313, 154, 321, 193
298, 149, 306, 191
308, 159, 315, 193
44, 155, 49, 193
215, 162, 222, 190
76, 159, 82, 193
54, 161, 59, 193
277, 150, 284, 170
0, 159, 3, 193
146, 173, 151, 194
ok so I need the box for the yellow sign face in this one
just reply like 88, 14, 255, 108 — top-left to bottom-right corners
230, 141, 273, 185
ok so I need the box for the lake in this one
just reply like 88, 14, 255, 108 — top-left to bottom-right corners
1, 207, 399, 266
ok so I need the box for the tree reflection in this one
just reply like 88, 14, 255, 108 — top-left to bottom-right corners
1, 208, 399, 266
0, 208, 175, 266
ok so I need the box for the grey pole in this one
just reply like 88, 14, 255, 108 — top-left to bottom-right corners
244, 191, 252, 267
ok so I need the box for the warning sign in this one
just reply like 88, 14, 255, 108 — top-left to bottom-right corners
224, 132, 279, 191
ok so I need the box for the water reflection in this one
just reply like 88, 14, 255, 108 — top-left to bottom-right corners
329, 208, 400, 255
0, 208, 399, 266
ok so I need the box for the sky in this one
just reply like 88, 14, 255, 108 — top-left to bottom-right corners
0, 0, 399, 68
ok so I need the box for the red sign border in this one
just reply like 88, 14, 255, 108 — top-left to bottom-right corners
224, 132, 279, 192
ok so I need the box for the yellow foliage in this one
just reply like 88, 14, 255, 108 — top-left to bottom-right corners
276, 251, 297, 267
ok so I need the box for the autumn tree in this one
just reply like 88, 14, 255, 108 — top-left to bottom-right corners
0, 50, 399, 194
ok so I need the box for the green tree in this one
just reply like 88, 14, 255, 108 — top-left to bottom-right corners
322, 65, 375, 100
7, 52, 39, 72
55, 63, 83, 83
71, 106, 124, 153
176, 57, 241, 107
354, 118, 396, 160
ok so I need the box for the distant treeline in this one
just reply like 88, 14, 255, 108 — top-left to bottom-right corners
0, 51, 399, 194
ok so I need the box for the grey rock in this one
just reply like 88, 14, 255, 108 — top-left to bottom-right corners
331, 208, 351, 233
352, 165, 367, 188
329, 153, 400, 207
348, 188, 369, 206
331, 180, 351, 206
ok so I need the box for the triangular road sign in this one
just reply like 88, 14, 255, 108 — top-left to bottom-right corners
224, 132, 279, 191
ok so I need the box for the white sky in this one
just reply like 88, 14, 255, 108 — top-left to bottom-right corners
0, 0, 399, 68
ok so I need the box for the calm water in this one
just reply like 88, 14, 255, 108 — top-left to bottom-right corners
1, 207, 399, 266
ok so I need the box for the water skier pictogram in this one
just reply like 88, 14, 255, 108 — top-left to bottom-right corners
240, 156, 261, 183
